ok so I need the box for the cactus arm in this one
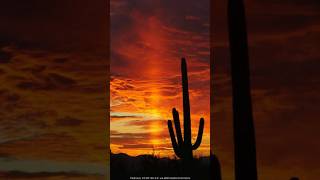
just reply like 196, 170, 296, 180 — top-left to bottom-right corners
168, 120, 183, 158
181, 58, 192, 146
192, 118, 204, 150
172, 108, 184, 145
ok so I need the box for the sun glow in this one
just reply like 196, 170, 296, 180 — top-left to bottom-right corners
150, 139, 161, 146
110, 8, 210, 158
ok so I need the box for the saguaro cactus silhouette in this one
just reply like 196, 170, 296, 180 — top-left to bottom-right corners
167, 58, 204, 160
228, 0, 258, 180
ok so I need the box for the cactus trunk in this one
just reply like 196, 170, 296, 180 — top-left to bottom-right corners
228, 0, 258, 180
181, 59, 193, 160
167, 58, 205, 161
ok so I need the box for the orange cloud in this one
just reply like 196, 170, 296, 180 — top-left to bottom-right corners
110, 2, 210, 157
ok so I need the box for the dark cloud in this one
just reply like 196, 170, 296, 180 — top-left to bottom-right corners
111, 131, 150, 138
21, 65, 47, 75
0, 0, 108, 53
119, 144, 154, 149
16, 81, 44, 91
46, 73, 76, 87
111, 130, 168, 142
0, 49, 12, 63
111, 130, 172, 151
55, 117, 83, 127
111, 132, 151, 145
0, 90, 20, 104
127, 120, 166, 127
16, 73, 76, 91
160, 90, 179, 97
119, 144, 169, 150
53, 58, 69, 64
111, 115, 142, 119
257, 0, 320, 7
110, 0, 210, 75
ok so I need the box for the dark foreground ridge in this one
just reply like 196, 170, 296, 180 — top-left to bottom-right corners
110, 152, 210, 180
0, 171, 96, 179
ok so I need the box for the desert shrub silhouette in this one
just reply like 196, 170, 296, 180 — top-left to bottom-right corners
290, 177, 299, 180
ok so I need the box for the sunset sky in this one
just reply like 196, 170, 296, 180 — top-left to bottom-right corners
211, 0, 320, 179
0, 1, 108, 179
0, 0, 319, 180
110, 0, 210, 157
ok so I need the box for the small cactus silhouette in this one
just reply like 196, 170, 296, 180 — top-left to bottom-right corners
167, 58, 205, 160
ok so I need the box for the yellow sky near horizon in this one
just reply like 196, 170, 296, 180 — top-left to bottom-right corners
110, 1, 210, 157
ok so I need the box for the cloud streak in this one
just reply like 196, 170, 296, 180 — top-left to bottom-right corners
110, 0, 210, 157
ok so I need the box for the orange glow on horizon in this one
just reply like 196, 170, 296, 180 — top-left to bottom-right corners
110, 6, 210, 158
